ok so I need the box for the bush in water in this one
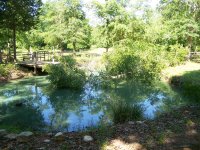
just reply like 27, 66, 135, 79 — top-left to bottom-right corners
44, 56, 86, 89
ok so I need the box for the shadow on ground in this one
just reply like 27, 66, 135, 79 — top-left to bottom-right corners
170, 70, 200, 103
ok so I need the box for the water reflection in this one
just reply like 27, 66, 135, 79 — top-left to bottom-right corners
0, 76, 184, 132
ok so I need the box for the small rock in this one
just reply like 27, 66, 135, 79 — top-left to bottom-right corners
0, 129, 7, 136
54, 132, 64, 141
128, 121, 135, 125
55, 132, 63, 137
136, 121, 144, 124
36, 147, 45, 150
47, 133, 53, 136
44, 139, 50, 143
83, 135, 93, 142
4, 133, 18, 139
18, 131, 33, 137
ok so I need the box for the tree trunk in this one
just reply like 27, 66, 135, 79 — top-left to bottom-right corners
106, 18, 109, 53
0, 49, 2, 63
188, 36, 193, 61
13, 26, 17, 61
106, 47, 109, 52
73, 41, 76, 55
188, 36, 192, 52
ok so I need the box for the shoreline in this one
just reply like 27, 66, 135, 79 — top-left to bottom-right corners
1, 105, 199, 150
1, 62, 200, 149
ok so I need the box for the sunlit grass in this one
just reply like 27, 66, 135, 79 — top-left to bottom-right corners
162, 62, 200, 81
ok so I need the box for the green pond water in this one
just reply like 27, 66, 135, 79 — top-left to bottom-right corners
0, 76, 186, 132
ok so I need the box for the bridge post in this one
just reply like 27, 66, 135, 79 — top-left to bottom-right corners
33, 52, 37, 74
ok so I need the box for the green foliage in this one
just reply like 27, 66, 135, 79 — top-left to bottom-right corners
59, 55, 76, 67
92, 0, 128, 49
0, 0, 42, 31
0, 64, 9, 77
104, 44, 163, 82
0, 29, 11, 50
103, 36, 189, 82
66, 18, 91, 51
165, 44, 189, 66
159, 0, 200, 51
0, 64, 15, 78
0, 0, 42, 59
14, 0, 92, 51
17, 29, 45, 50
44, 56, 86, 89
154, 44, 189, 67
109, 99, 143, 124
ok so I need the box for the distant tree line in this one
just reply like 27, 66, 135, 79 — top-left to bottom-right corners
0, 0, 199, 63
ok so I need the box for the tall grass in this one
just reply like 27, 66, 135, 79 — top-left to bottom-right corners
109, 99, 143, 124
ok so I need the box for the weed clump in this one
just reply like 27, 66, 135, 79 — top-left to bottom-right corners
110, 100, 143, 124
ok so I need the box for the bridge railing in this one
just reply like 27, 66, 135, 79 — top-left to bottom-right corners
21, 51, 62, 61
189, 52, 200, 62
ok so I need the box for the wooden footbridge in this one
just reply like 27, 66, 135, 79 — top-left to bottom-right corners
16, 51, 60, 73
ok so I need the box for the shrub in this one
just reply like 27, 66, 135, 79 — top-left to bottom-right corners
104, 42, 189, 83
0, 63, 15, 78
104, 48, 163, 83
44, 56, 86, 89
59, 55, 76, 68
166, 44, 189, 66
0, 64, 9, 77
109, 99, 143, 124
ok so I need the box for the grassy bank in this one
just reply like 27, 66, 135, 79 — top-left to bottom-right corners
162, 62, 200, 103
162, 62, 200, 81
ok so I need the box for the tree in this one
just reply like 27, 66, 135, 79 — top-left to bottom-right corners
40, 0, 67, 49
92, 0, 128, 51
66, 18, 91, 53
0, 0, 42, 61
159, 0, 200, 51
39, 0, 91, 52
64, 0, 91, 52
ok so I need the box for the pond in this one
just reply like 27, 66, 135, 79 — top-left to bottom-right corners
0, 76, 186, 132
